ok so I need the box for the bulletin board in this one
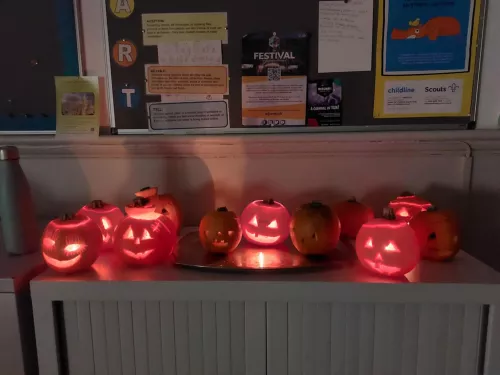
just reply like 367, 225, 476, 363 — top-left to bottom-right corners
0, 0, 80, 133
104, 0, 487, 133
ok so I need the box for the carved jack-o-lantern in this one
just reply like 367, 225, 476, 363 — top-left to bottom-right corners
240, 199, 290, 246
389, 192, 433, 221
356, 208, 420, 277
334, 197, 374, 240
135, 187, 183, 233
41, 214, 102, 274
199, 207, 242, 253
410, 207, 460, 261
78, 200, 124, 250
115, 198, 177, 266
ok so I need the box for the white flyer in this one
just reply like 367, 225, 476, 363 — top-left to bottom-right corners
318, 0, 374, 73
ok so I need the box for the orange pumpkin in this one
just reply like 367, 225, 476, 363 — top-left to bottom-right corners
410, 207, 460, 261
135, 187, 183, 233
334, 197, 374, 240
389, 192, 433, 221
290, 201, 341, 255
199, 207, 242, 254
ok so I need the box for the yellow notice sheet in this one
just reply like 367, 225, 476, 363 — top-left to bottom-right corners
146, 65, 229, 95
55, 76, 99, 136
142, 13, 228, 45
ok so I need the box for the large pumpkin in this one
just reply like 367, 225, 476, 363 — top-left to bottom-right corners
41, 214, 102, 274
115, 198, 177, 266
77, 200, 124, 250
240, 199, 290, 246
135, 187, 183, 233
290, 201, 341, 255
199, 207, 242, 253
356, 208, 420, 277
389, 192, 433, 221
410, 207, 460, 261
334, 197, 374, 240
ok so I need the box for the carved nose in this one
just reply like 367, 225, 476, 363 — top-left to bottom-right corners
135, 238, 141, 245
375, 253, 383, 262
217, 232, 222, 236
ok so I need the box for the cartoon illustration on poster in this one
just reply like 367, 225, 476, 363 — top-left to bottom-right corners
307, 79, 342, 126
384, 0, 475, 75
241, 32, 309, 126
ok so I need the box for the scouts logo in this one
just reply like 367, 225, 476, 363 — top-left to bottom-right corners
269, 32, 280, 50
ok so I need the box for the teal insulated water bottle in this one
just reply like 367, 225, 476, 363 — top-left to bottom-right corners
0, 146, 39, 255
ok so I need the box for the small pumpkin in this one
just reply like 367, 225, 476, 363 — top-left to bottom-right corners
334, 197, 374, 240
389, 192, 433, 221
77, 200, 124, 250
41, 214, 102, 274
290, 201, 341, 255
356, 208, 420, 277
410, 207, 460, 261
135, 187, 183, 233
199, 207, 242, 254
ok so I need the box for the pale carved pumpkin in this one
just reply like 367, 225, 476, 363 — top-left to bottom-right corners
290, 201, 341, 255
199, 207, 242, 254
356, 208, 420, 277
41, 214, 102, 274
389, 192, 433, 221
78, 200, 124, 250
135, 187, 183, 233
410, 207, 460, 261
115, 198, 177, 266
334, 197, 374, 240
240, 199, 290, 246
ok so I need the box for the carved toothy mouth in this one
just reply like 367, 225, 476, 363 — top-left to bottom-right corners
43, 253, 82, 270
212, 241, 228, 248
407, 35, 416, 39
364, 259, 402, 276
123, 249, 155, 260
245, 230, 280, 245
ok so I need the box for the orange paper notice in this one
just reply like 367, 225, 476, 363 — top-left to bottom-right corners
146, 65, 228, 95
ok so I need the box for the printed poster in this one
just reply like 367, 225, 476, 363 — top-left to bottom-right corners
374, 0, 482, 118
307, 79, 342, 126
241, 32, 310, 126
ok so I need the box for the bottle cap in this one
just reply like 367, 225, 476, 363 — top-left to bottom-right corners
0, 146, 20, 161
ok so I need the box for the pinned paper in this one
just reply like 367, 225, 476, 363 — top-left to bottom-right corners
318, 0, 374, 73
158, 41, 222, 66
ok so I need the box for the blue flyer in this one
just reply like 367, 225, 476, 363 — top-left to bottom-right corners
383, 0, 475, 75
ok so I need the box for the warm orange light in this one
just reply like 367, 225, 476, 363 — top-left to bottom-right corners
101, 217, 112, 230
43, 238, 55, 247
249, 215, 258, 227
64, 243, 84, 253
142, 229, 152, 240
365, 238, 373, 248
267, 219, 278, 229
258, 252, 265, 268
124, 226, 134, 239
384, 242, 400, 253
397, 208, 409, 218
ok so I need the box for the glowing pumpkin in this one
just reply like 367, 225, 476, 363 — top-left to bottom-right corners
290, 201, 341, 255
356, 208, 420, 277
389, 192, 432, 221
240, 199, 290, 246
41, 214, 102, 274
115, 198, 177, 266
135, 187, 183, 233
199, 207, 242, 254
77, 200, 124, 250
334, 197, 374, 240
410, 207, 460, 261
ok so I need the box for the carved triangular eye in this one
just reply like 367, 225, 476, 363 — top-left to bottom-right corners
101, 217, 112, 230
384, 242, 400, 253
267, 220, 278, 229
123, 226, 134, 239
142, 229, 152, 240
397, 208, 409, 218
365, 238, 373, 248
249, 215, 258, 227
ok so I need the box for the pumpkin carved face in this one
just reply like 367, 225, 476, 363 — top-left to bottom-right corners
78, 200, 124, 250
290, 201, 341, 255
410, 207, 460, 261
41, 214, 102, 273
334, 197, 374, 239
199, 207, 242, 253
389, 192, 432, 221
240, 199, 290, 246
356, 208, 420, 277
136, 187, 183, 234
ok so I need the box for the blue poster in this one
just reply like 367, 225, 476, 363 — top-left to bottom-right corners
383, 0, 475, 75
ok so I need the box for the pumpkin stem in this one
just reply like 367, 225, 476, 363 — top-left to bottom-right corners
382, 207, 396, 220
133, 197, 149, 207
310, 201, 324, 208
60, 213, 76, 221
89, 200, 105, 209
217, 207, 229, 212
263, 199, 275, 205
400, 191, 416, 197
140, 186, 151, 191
347, 197, 357, 203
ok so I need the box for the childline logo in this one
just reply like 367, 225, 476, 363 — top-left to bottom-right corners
388, 86, 415, 94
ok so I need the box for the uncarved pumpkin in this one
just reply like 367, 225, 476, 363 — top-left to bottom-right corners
199, 207, 242, 254
389, 192, 433, 221
334, 197, 374, 240
290, 201, 341, 255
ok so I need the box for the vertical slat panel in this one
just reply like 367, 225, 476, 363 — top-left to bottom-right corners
230, 301, 246, 375
416, 304, 448, 375
118, 302, 135, 375
400, 304, 419, 375
32, 300, 60, 375
345, 304, 361, 375
76, 301, 95, 375
216, 301, 231, 375
373, 304, 405, 375
63, 302, 80, 375
484, 304, 500, 375
132, 302, 148, 375
245, 301, 266, 375
146, 302, 163, 375
267, 302, 288, 375
103, 302, 122, 375
288, 302, 303, 375
445, 305, 465, 375
188, 301, 204, 375
202, 301, 217, 375
160, 301, 176, 375
434, 305, 450, 375
460, 305, 482, 375
314, 303, 331, 375
174, 301, 190, 375
358, 304, 375, 375
90, 301, 108, 375
331, 303, 346, 375
302, 303, 316, 375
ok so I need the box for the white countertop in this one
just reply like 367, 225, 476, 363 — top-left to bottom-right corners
0, 251, 45, 293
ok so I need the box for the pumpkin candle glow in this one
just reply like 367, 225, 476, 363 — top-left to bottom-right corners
78, 200, 124, 250
389, 192, 433, 221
